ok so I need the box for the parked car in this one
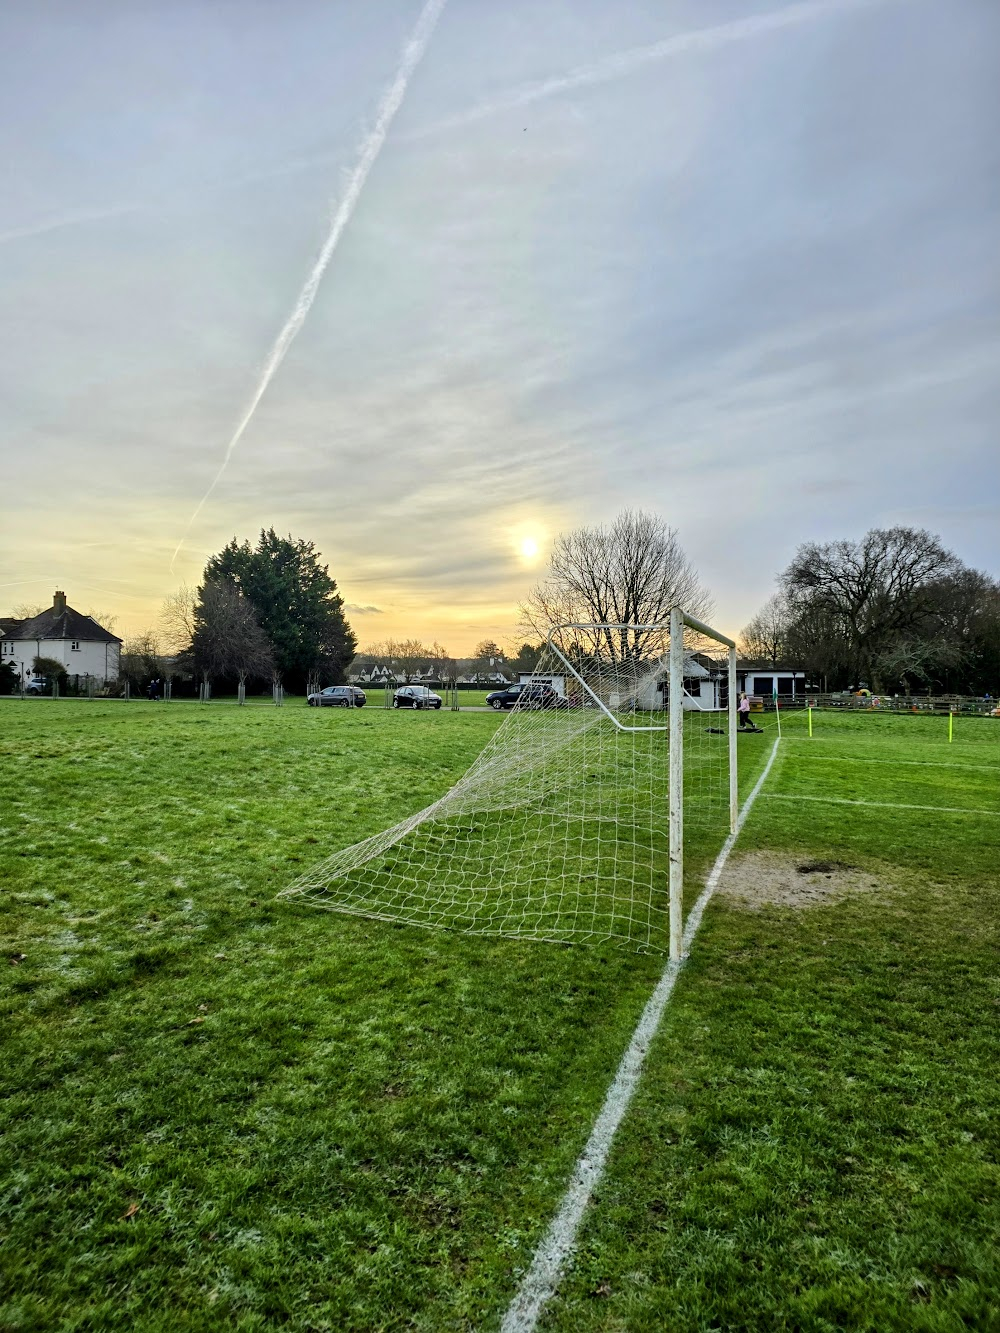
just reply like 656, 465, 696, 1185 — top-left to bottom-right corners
485, 682, 562, 710
393, 685, 443, 710
307, 685, 366, 708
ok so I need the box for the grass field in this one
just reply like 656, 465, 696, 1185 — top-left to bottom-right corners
1, 700, 997, 1331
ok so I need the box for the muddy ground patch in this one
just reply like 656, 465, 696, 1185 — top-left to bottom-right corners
717, 850, 891, 910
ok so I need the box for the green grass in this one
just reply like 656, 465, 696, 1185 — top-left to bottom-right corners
546, 709, 1000, 1332
1, 701, 997, 1330
287, 707, 732, 952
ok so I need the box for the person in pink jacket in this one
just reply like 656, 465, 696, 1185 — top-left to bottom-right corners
738, 692, 751, 729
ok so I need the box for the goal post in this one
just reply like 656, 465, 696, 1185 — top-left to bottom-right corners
281, 612, 738, 955
669, 608, 737, 957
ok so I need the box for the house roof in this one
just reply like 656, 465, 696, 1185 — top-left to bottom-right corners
735, 659, 806, 673
7, 605, 121, 644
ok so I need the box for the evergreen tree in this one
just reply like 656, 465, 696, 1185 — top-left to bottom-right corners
510, 641, 543, 674
205, 529, 356, 691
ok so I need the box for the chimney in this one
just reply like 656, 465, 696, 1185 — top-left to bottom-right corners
53, 590, 67, 616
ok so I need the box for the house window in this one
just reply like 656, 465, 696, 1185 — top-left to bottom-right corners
754, 675, 774, 697
71, 641, 81, 651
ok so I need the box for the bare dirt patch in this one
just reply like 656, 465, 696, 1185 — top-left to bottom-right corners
717, 850, 889, 911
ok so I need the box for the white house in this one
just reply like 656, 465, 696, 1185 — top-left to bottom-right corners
1, 590, 121, 689
518, 659, 724, 711
518, 671, 566, 695
350, 660, 454, 685
633, 654, 724, 712
349, 661, 394, 684
736, 663, 809, 700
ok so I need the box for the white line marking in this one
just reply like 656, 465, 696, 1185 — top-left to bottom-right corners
764, 793, 998, 816
500, 738, 782, 1333
775, 750, 1000, 774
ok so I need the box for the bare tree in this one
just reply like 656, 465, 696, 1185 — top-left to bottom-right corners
159, 585, 198, 656
351, 642, 389, 683
358, 638, 453, 684
426, 641, 455, 685
782, 527, 960, 691
739, 593, 791, 666
783, 600, 851, 693
930, 569, 1000, 695
384, 638, 435, 684
190, 581, 274, 691
119, 630, 165, 692
520, 509, 712, 661
468, 639, 510, 683
873, 634, 962, 695
86, 608, 119, 634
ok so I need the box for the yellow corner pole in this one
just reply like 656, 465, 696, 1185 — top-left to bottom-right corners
949, 710, 954, 743
808, 701, 813, 737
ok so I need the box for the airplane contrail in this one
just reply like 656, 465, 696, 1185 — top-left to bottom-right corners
170, 0, 448, 570
406, 0, 896, 141
4, 0, 892, 251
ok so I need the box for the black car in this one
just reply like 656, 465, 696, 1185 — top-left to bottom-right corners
393, 685, 443, 710
307, 685, 367, 708
485, 682, 562, 710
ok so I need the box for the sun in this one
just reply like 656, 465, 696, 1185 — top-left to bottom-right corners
509, 520, 547, 565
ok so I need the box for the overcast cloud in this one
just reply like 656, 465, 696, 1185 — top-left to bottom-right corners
1, 0, 997, 651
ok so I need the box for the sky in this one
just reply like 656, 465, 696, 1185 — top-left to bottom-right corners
2, 0, 997, 654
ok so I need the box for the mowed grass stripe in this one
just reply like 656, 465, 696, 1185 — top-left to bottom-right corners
768, 719, 999, 813
779, 747, 1000, 773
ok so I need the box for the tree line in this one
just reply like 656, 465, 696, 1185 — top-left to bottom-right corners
120, 530, 545, 695
741, 527, 1000, 695
122, 529, 356, 695
352, 639, 542, 685
108, 514, 1000, 700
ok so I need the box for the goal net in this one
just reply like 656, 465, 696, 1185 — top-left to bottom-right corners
280, 611, 736, 955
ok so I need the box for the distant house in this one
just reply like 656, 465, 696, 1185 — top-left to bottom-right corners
736, 661, 809, 700
350, 661, 393, 684
517, 659, 725, 711
634, 654, 724, 712
1, 590, 121, 689
463, 668, 513, 686
349, 660, 452, 685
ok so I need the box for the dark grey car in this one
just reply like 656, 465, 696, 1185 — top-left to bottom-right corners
486, 682, 561, 710
307, 685, 366, 708
393, 685, 443, 710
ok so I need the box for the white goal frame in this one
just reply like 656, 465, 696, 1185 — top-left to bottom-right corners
669, 608, 737, 957
545, 611, 737, 958
282, 610, 737, 958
